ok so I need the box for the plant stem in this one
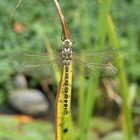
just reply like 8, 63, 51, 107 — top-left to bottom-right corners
44, 36, 60, 84
107, 16, 134, 140
77, 0, 90, 129
55, 64, 73, 140
53, 1, 73, 140
78, 0, 112, 139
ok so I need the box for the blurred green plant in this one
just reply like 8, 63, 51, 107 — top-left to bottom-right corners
0, 115, 54, 140
107, 15, 134, 140
0, 0, 140, 139
77, 1, 113, 140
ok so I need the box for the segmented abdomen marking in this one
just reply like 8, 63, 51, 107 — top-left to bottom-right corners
64, 64, 69, 114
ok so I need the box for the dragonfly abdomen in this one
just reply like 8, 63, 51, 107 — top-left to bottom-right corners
61, 39, 73, 115
64, 64, 69, 114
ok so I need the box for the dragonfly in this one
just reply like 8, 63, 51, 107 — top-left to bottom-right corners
15, 39, 118, 114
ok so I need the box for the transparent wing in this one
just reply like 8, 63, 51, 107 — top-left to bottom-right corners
77, 61, 118, 76
73, 48, 118, 60
15, 51, 61, 63
13, 51, 62, 74
73, 48, 118, 76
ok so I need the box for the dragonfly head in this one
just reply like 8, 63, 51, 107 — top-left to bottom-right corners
62, 39, 72, 49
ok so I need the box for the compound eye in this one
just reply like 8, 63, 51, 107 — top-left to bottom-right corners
65, 40, 70, 44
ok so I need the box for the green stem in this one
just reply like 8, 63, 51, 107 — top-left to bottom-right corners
78, 67, 85, 127
107, 16, 134, 140
78, 0, 90, 130
79, 0, 91, 47
78, 0, 112, 140
44, 37, 60, 84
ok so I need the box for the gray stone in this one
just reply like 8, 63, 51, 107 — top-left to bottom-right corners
13, 74, 27, 89
9, 89, 49, 115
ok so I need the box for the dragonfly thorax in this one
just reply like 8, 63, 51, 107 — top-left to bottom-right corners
61, 39, 72, 64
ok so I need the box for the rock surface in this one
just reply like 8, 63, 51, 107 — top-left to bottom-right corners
9, 89, 49, 115
13, 74, 27, 89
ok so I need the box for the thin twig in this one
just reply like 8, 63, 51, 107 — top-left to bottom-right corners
10, 0, 23, 24
53, 0, 70, 40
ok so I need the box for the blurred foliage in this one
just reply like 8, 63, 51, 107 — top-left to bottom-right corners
0, 115, 54, 140
0, 0, 140, 139
0, 0, 139, 102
